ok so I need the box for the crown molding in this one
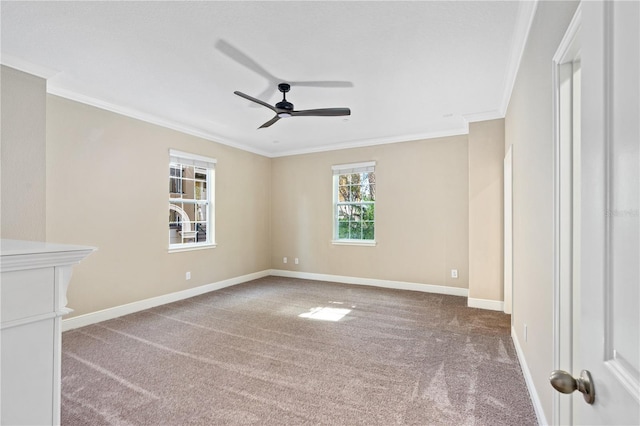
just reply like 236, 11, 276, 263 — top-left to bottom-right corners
271, 125, 470, 158
0, 53, 60, 79
47, 86, 273, 158
498, 0, 539, 117
462, 109, 504, 124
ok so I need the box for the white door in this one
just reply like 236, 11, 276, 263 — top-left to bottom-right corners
576, 1, 639, 424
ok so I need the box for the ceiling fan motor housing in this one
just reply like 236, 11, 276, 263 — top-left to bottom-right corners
276, 83, 293, 110
234, 82, 350, 128
276, 100, 294, 111
277, 83, 291, 93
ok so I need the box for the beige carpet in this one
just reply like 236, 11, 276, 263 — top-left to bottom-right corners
61, 276, 537, 425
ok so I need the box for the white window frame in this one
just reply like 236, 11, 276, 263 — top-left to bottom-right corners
332, 161, 377, 246
169, 149, 216, 253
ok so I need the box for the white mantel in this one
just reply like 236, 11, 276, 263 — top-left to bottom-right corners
1, 239, 95, 425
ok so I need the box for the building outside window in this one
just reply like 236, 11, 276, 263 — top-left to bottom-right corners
169, 149, 216, 251
332, 161, 376, 245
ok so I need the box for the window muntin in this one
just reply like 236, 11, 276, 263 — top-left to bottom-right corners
333, 162, 376, 244
169, 150, 216, 251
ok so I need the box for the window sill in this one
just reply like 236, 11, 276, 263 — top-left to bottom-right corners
168, 243, 217, 253
331, 239, 377, 247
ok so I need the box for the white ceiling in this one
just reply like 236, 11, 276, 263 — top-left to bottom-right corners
1, 1, 535, 157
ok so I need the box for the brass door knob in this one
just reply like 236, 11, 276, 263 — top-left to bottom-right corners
549, 369, 595, 404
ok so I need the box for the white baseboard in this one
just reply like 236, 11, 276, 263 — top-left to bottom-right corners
467, 297, 505, 312
63, 270, 484, 332
269, 269, 469, 297
62, 269, 271, 332
512, 325, 547, 426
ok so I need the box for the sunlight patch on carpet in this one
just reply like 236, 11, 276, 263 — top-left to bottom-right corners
299, 307, 351, 321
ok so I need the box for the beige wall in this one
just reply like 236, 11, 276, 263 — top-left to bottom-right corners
271, 136, 469, 289
468, 119, 505, 302
505, 0, 579, 421
46, 95, 271, 317
2, 63, 500, 339
1, 66, 47, 240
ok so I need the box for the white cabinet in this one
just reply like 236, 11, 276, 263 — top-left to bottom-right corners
1, 239, 94, 426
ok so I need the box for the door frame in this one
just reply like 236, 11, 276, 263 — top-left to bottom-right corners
552, 4, 582, 425
504, 145, 513, 316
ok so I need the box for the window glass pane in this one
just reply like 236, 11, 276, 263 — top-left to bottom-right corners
338, 206, 349, 221
350, 184, 361, 202
338, 185, 348, 202
194, 169, 207, 181
362, 222, 375, 240
169, 208, 181, 225
169, 155, 215, 247
362, 204, 374, 221
338, 222, 350, 239
194, 180, 207, 201
194, 222, 207, 242
351, 204, 362, 220
195, 204, 207, 222
350, 221, 362, 239
183, 165, 194, 178
366, 184, 375, 201
334, 167, 375, 241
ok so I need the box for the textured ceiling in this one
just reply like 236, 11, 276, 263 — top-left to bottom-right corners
1, 1, 535, 157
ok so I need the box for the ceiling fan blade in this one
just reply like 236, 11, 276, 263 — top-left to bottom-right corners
291, 108, 351, 117
216, 40, 277, 81
259, 115, 280, 129
234, 91, 277, 112
255, 81, 353, 102
217, 40, 353, 101
290, 81, 354, 88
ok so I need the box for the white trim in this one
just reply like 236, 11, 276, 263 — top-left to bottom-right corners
504, 145, 513, 315
168, 243, 217, 253
168, 152, 216, 248
45, 81, 470, 159
47, 87, 273, 158
169, 149, 217, 165
1, 312, 59, 330
552, 5, 582, 64
331, 240, 376, 247
61, 270, 270, 331
269, 269, 469, 297
0, 239, 95, 272
512, 326, 548, 426
61, 270, 520, 332
0, 53, 60, 79
272, 126, 470, 158
499, 0, 539, 116
551, 5, 582, 424
462, 109, 504, 123
331, 161, 376, 173
467, 297, 504, 312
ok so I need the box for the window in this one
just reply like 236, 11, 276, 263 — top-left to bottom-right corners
332, 161, 376, 245
169, 150, 216, 251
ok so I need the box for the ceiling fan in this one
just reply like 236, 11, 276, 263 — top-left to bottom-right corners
234, 83, 351, 129
216, 39, 353, 101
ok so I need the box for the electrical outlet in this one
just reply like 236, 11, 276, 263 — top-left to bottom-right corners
186, 271, 191, 280
294, 258, 299, 265
451, 269, 458, 278
283, 257, 287, 264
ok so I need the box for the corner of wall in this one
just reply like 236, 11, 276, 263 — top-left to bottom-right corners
1, 66, 47, 241
468, 119, 506, 304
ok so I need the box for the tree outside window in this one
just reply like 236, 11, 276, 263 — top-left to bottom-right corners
332, 162, 376, 243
